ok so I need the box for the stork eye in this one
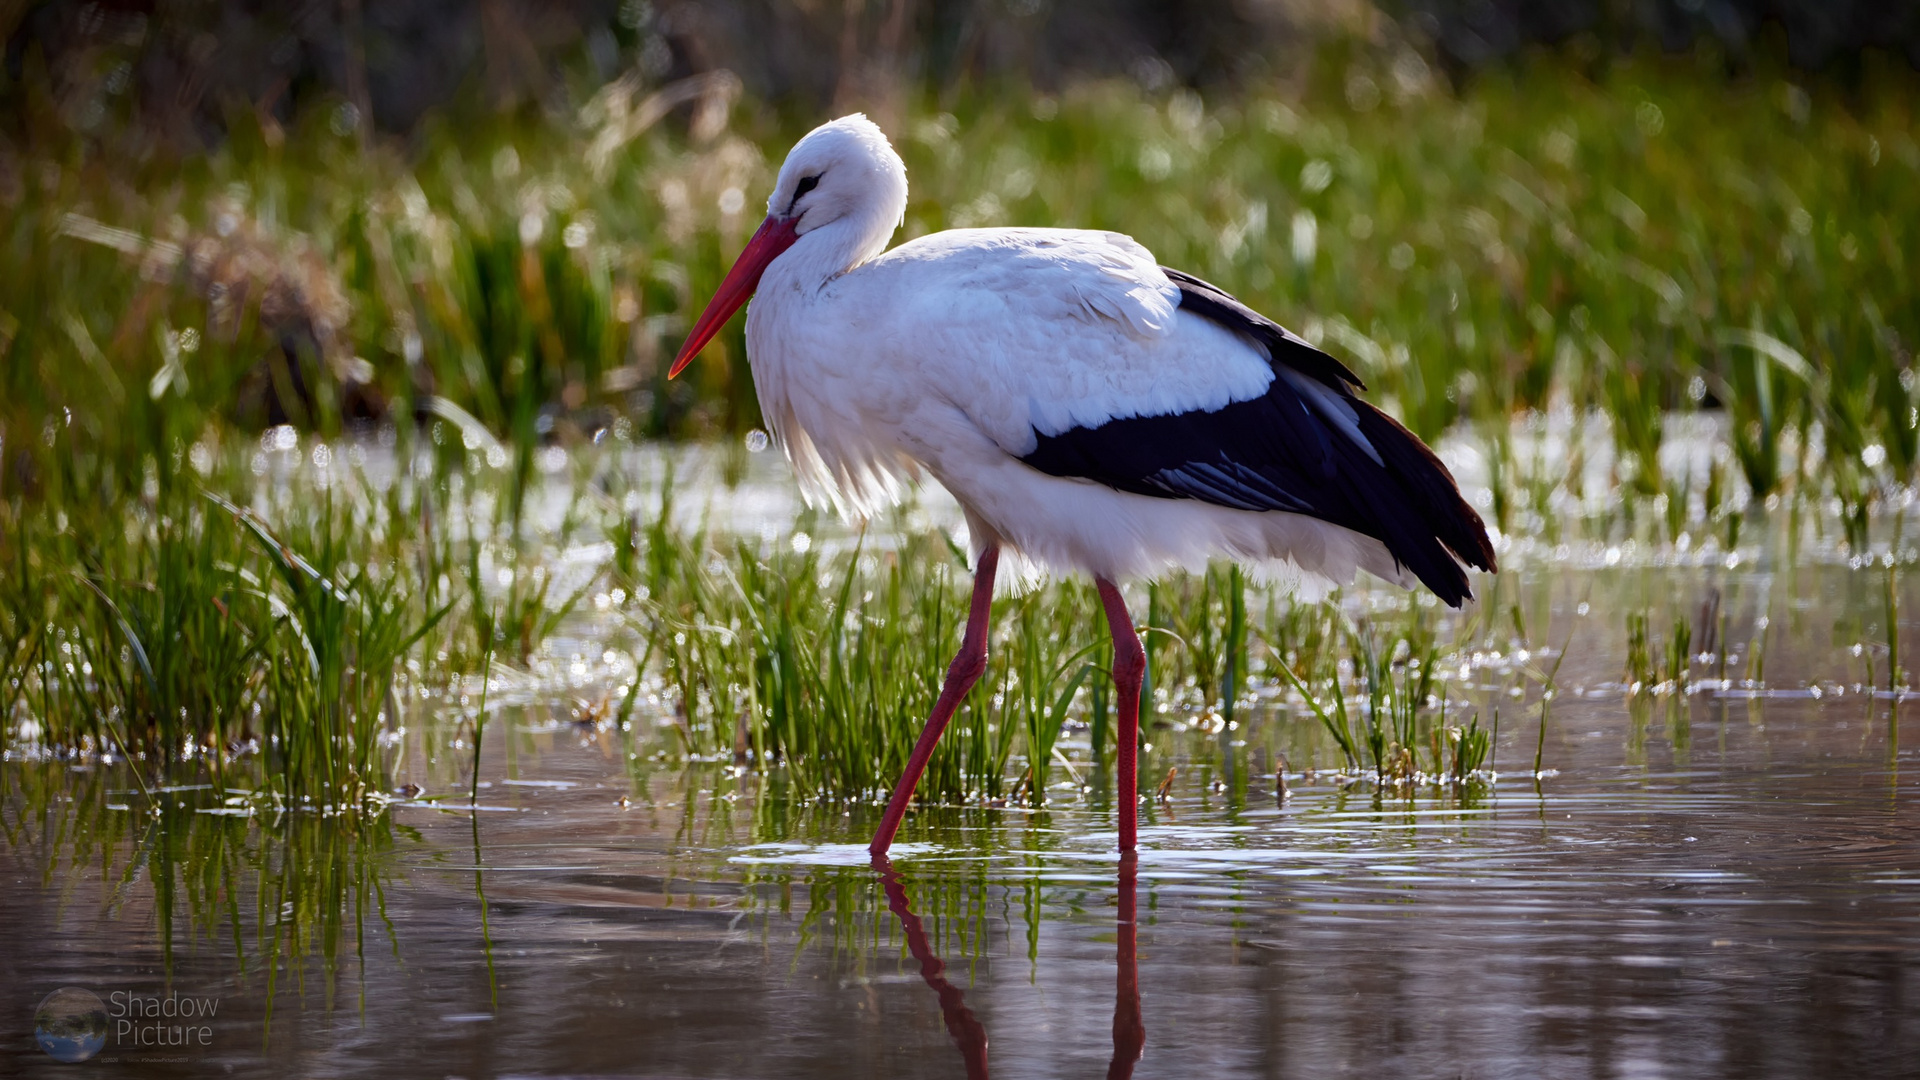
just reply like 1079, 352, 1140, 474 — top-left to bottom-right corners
794, 174, 820, 197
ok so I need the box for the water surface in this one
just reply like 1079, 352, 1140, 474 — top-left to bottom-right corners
4, 505, 1918, 1078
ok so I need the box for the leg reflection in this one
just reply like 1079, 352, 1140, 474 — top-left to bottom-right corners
873, 855, 990, 1079
1109, 850, 1145, 1079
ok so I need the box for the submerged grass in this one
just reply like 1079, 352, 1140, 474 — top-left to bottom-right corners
7, 423, 1913, 819
0, 758, 395, 998
602, 462, 1602, 805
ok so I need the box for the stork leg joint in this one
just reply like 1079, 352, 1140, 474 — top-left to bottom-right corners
946, 641, 989, 685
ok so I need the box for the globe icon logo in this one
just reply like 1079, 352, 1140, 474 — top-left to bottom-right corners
34, 988, 108, 1062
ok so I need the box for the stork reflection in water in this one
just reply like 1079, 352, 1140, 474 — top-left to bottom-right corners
874, 854, 1144, 1078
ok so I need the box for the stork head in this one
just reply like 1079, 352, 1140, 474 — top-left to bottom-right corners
670, 114, 908, 378
765, 114, 908, 240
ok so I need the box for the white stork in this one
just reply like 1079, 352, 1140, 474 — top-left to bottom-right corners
670, 115, 1496, 855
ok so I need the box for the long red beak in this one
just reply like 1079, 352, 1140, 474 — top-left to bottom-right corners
668, 215, 801, 379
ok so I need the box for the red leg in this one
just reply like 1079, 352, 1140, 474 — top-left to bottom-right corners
870, 546, 1000, 855
1096, 578, 1145, 852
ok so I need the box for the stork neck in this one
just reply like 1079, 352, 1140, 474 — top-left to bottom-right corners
780, 204, 898, 288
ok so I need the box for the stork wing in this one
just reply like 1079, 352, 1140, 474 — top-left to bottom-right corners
1010, 266, 1496, 606
862, 232, 1493, 603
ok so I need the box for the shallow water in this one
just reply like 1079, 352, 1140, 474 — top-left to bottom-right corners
6, 454, 1920, 1077
6, 634, 1918, 1078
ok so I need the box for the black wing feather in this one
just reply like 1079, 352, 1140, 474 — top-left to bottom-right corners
1019, 269, 1496, 606
1159, 267, 1367, 393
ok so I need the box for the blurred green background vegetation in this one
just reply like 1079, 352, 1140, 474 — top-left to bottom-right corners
1, 2, 1913, 507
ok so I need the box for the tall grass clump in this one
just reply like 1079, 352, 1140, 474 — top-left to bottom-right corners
1265, 599, 1489, 790
604, 503, 1525, 805
0, 425, 460, 813
614, 505, 1108, 804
